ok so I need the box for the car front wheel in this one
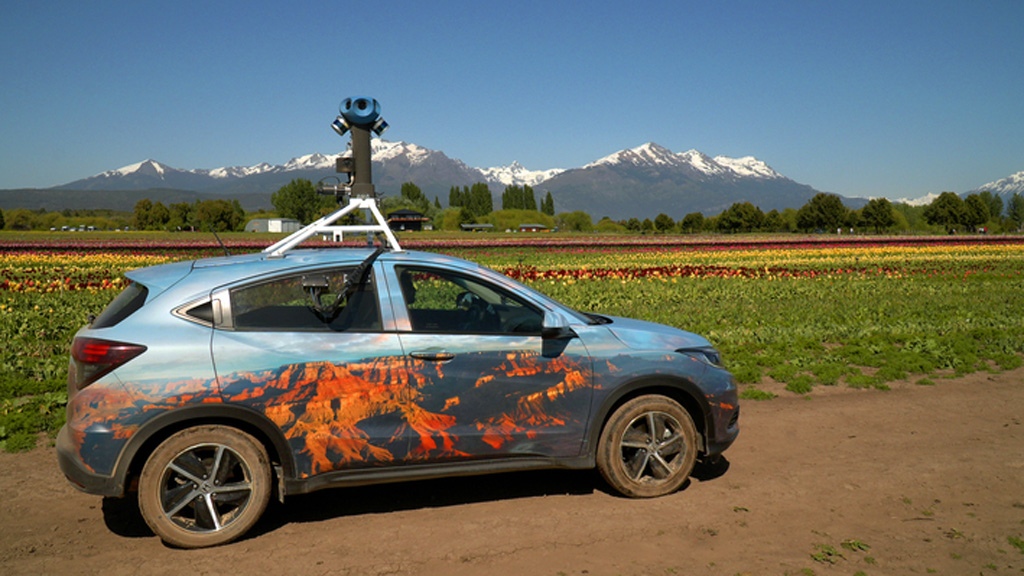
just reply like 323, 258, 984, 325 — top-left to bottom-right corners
138, 425, 271, 548
596, 395, 699, 498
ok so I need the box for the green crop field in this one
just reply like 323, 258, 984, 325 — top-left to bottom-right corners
3, 232, 1022, 451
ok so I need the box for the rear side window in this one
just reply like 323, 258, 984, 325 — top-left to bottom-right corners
229, 269, 381, 332
92, 282, 149, 328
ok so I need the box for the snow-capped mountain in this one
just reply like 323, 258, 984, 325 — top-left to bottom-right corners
890, 192, 940, 207
206, 162, 276, 179
45, 140, 849, 217
886, 171, 1024, 206
585, 143, 782, 181
969, 171, 1024, 199
79, 159, 220, 191
541, 142, 826, 218
481, 161, 564, 187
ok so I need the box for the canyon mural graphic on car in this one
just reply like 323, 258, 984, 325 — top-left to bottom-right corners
68, 350, 600, 478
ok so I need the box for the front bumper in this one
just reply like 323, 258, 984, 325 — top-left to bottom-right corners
705, 403, 739, 456
701, 367, 740, 456
56, 425, 126, 497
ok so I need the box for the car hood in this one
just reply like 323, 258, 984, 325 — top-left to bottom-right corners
602, 315, 712, 352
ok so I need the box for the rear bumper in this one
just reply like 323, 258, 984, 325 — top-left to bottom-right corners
56, 425, 125, 497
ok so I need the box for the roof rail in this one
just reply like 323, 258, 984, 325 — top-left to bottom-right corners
264, 96, 403, 257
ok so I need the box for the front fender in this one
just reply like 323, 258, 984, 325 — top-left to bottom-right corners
583, 372, 713, 458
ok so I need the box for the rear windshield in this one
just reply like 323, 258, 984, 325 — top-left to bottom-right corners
92, 282, 149, 328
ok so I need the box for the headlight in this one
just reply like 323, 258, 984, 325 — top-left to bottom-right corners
678, 347, 725, 368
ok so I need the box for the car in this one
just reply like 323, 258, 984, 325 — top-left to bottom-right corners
57, 235, 739, 548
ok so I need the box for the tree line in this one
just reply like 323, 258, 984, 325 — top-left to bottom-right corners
615, 190, 1022, 235
2, 180, 1022, 234
260, 179, 1024, 233
0, 199, 247, 232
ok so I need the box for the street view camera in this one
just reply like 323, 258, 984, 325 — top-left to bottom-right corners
322, 96, 388, 199
262, 96, 402, 257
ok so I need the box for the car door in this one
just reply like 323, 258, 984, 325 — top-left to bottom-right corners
386, 264, 595, 461
210, 264, 423, 479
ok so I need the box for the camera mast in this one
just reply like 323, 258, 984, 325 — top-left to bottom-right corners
264, 96, 402, 257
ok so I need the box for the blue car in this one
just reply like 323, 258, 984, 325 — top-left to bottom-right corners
58, 236, 738, 547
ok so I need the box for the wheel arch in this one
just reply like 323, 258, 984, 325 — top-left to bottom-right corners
114, 405, 296, 496
587, 376, 711, 457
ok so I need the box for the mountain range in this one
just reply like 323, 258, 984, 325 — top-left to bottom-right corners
4, 140, 1022, 219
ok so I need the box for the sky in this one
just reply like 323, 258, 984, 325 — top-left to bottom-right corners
2, 0, 1023, 200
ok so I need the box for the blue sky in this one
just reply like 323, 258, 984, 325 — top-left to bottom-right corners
2, 1, 1022, 199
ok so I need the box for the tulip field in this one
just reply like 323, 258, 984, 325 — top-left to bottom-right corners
2, 233, 1023, 451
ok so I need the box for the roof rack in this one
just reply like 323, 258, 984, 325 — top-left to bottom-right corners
263, 96, 403, 257
263, 195, 402, 257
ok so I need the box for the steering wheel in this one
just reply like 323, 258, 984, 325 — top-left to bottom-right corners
456, 291, 500, 332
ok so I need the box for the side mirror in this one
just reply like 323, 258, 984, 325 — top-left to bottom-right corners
541, 312, 577, 340
541, 325, 577, 340
540, 319, 577, 358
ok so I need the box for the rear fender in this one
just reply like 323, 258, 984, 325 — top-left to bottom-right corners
113, 404, 296, 496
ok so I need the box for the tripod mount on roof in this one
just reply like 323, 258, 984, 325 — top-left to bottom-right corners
264, 96, 402, 257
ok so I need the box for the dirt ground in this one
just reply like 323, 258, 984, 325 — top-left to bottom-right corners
2, 369, 1023, 576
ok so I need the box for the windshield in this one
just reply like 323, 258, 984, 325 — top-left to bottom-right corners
470, 264, 597, 325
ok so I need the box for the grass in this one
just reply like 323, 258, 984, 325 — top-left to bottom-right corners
537, 271, 1024, 390
738, 387, 776, 401
1010, 535, 1024, 554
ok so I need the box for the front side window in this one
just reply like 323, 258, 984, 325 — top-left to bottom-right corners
396, 267, 542, 334
229, 269, 380, 331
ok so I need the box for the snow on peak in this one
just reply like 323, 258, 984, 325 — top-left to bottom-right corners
371, 140, 431, 163
890, 192, 940, 206
588, 142, 678, 168
282, 152, 336, 171
678, 149, 727, 176
713, 155, 781, 179
482, 161, 565, 187
204, 161, 277, 179
105, 159, 169, 178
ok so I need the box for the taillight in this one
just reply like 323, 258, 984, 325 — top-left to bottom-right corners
69, 337, 147, 391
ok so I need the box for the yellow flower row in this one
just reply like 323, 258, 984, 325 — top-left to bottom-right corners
506, 243, 1024, 271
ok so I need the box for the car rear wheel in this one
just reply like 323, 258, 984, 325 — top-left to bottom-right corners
596, 395, 698, 498
138, 425, 271, 548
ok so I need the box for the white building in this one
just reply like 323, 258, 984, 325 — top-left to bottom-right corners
244, 218, 302, 233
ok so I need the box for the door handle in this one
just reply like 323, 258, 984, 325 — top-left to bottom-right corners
410, 351, 455, 362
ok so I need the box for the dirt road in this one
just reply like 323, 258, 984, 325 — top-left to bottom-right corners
2, 369, 1022, 575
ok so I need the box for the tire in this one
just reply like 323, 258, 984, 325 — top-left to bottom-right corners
596, 395, 699, 498
138, 425, 271, 548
